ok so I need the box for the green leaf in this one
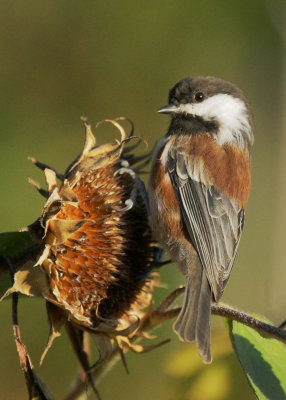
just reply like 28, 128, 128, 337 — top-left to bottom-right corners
0, 231, 40, 295
227, 317, 286, 400
0, 231, 37, 259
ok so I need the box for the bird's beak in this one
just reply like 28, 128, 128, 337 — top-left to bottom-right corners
157, 104, 179, 114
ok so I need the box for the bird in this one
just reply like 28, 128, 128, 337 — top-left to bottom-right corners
148, 76, 254, 362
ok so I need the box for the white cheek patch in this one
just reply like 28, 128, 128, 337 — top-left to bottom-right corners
177, 94, 253, 148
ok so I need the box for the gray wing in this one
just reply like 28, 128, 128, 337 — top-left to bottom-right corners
167, 150, 244, 301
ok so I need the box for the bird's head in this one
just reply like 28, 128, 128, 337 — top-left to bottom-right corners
159, 76, 254, 151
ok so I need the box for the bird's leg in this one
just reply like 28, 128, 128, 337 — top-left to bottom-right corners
151, 247, 172, 269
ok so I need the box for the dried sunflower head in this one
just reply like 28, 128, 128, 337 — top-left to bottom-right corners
3, 118, 159, 338
30, 118, 156, 329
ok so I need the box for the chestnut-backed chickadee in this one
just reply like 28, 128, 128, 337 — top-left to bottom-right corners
148, 76, 253, 362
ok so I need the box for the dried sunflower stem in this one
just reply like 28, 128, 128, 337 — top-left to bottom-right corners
6, 258, 54, 400
12, 293, 55, 400
64, 291, 286, 400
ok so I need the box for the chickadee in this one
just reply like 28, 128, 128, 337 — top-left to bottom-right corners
148, 76, 253, 362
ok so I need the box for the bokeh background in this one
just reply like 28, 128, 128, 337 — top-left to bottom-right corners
1, 1, 286, 399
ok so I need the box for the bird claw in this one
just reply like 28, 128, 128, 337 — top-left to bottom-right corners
151, 247, 172, 268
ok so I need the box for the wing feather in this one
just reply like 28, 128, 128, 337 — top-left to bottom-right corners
167, 150, 244, 300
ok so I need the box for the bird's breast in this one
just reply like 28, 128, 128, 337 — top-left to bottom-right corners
148, 136, 185, 246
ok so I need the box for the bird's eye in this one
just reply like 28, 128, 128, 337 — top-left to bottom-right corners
195, 92, 204, 102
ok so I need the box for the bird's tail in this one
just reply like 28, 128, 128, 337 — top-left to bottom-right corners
173, 259, 212, 363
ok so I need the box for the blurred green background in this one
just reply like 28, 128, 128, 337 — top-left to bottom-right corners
1, 0, 286, 399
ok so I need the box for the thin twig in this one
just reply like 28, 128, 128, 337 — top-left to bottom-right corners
211, 304, 286, 341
